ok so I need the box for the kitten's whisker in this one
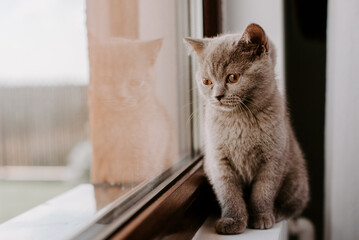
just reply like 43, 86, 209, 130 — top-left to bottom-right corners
236, 103, 250, 120
186, 109, 200, 125
237, 98, 257, 123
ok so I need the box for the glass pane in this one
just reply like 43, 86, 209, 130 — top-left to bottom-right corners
0, 0, 89, 223
0, 0, 195, 237
87, 0, 191, 186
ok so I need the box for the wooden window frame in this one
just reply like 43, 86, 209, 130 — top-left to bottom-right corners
109, 158, 217, 240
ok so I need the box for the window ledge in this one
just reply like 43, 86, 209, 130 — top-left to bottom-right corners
0, 184, 97, 240
0, 158, 207, 240
0, 161, 288, 240
193, 217, 288, 240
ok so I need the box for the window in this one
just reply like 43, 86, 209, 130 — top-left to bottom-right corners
0, 0, 89, 223
86, 0, 194, 185
0, 0, 205, 239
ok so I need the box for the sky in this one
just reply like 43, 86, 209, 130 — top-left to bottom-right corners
0, 0, 89, 86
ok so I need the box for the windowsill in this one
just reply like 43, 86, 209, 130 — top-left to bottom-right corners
0, 186, 287, 240
0, 184, 98, 240
0, 158, 204, 239
0, 183, 137, 239
0, 159, 288, 240
193, 216, 288, 240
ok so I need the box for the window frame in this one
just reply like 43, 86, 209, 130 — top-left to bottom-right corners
108, 158, 217, 240
70, 156, 204, 240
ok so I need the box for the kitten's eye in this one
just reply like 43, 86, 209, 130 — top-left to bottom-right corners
202, 79, 212, 85
226, 74, 240, 83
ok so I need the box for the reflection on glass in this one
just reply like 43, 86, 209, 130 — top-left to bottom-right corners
88, 37, 177, 185
0, 0, 192, 238
87, 0, 190, 208
94, 184, 132, 210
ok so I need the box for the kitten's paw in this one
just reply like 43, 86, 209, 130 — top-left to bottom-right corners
215, 217, 247, 234
249, 212, 275, 229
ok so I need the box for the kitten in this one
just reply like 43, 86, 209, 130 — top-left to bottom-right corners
184, 23, 309, 234
88, 37, 177, 184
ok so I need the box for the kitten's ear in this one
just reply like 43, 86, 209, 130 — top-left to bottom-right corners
183, 37, 208, 56
240, 23, 269, 52
139, 38, 163, 65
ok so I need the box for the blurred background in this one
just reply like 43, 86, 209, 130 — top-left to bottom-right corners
0, 0, 90, 222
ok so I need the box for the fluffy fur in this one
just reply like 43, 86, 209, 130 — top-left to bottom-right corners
184, 23, 309, 234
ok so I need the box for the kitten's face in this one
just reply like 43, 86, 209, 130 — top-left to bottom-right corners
89, 37, 162, 108
185, 24, 276, 112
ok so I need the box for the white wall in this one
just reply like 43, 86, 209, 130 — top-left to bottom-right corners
222, 0, 284, 92
325, 0, 359, 239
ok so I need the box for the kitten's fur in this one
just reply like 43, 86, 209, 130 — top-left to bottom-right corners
184, 24, 309, 234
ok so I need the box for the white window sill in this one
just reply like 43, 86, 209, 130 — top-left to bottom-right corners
0, 185, 98, 240
193, 216, 288, 240
0, 182, 288, 240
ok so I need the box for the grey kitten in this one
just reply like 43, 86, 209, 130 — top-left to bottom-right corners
184, 23, 309, 234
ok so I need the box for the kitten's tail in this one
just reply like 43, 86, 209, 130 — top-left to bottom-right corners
288, 217, 315, 240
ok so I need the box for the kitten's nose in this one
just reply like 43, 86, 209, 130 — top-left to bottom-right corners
215, 94, 224, 101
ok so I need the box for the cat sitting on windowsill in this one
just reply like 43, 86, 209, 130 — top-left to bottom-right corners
184, 23, 309, 235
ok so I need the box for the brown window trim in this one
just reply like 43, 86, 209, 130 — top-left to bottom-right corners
203, 0, 222, 38
109, 158, 217, 240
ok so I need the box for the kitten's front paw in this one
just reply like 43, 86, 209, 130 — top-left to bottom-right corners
215, 217, 247, 234
249, 212, 275, 229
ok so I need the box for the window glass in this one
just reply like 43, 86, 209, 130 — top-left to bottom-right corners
0, 0, 194, 228
0, 0, 89, 223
